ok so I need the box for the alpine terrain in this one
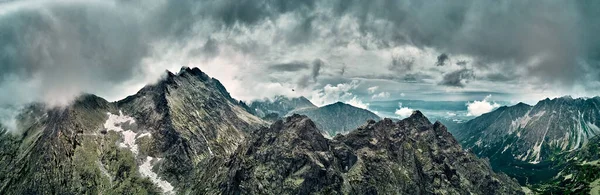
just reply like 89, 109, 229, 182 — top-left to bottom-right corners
0, 67, 265, 194
0, 67, 524, 194
453, 96, 600, 193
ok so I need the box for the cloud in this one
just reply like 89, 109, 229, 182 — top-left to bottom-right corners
269, 62, 310, 72
0, 105, 20, 132
0, 0, 148, 106
367, 86, 379, 94
371, 92, 390, 99
311, 59, 324, 81
388, 54, 415, 73
436, 53, 449, 66
310, 80, 360, 107
346, 96, 369, 109
395, 103, 414, 119
439, 68, 474, 87
466, 95, 500, 116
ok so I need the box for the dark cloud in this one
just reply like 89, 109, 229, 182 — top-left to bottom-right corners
188, 37, 220, 59
312, 59, 324, 81
388, 55, 414, 73
296, 75, 312, 89
0, 1, 147, 105
482, 73, 514, 82
436, 53, 449, 66
269, 62, 310, 72
456, 60, 468, 66
328, 0, 600, 89
439, 69, 474, 87
2, 0, 600, 111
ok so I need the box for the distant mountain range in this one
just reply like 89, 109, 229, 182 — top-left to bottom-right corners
0, 67, 523, 194
250, 97, 381, 136
451, 96, 600, 193
292, 102, 381, 136
249, 96, 317, 119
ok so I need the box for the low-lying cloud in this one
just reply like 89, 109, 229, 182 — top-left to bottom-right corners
466, 95, 500, 117
395, 103, 414, 119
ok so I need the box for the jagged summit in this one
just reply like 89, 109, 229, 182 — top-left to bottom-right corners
405, 110, 431, 124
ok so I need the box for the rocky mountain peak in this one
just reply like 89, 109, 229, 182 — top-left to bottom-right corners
176, 66, 210, 81
514, 102, 531, 107
401, 110, 432, 127
215, 113, 523, 194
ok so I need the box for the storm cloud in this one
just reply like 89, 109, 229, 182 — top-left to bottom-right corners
1, 0, 600, 113
436, 53, 449, 66
0, 1, 148, 106
440, 68, 474, 88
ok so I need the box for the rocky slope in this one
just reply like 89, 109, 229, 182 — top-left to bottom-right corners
452, 96, 600, 189
293, 102, 381, 137
0, 67, 265, 194
532, 136, 600, 194
195, 112, 522, 194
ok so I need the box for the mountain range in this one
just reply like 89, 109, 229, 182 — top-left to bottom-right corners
251, 97, 381, 137
451, 96, 600, 193
249, 96, 317, 119
0, 67, 524, 194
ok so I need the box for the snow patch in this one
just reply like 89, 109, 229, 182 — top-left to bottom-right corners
529, 141, 543, 164
120, 130, 139, 156
502, 144, 511, 153
137, 132, 152, 139
139, 156, 175, 194
104, 111, 135, 132
104, 111, 175, 193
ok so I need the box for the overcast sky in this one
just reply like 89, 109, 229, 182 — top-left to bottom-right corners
1, 0, 600, 110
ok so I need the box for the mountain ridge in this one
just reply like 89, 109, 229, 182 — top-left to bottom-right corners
452, 95, 600, 192
0, 66, 265, 194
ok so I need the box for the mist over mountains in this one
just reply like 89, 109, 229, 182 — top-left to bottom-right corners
2, 0, 600, 194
